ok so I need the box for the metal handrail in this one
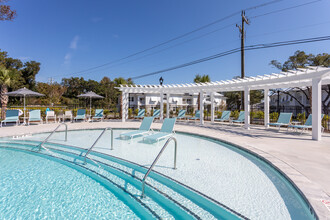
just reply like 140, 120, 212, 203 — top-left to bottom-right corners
83, 127, 113, 164
38, 123, 67, 150
141, 136, 177, 198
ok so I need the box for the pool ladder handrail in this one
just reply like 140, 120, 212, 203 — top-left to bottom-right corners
38, 123, 68, 151
83, 127, 113, 164
141, 136, 177, 198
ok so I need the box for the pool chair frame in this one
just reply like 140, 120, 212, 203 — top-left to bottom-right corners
120, 117, 154, 140
288, 114, 325, 134
74, 109, 87, 122
186, 110, 200, 122
152, 109, 160, 119
28, 110, 43, 125
0, 109, 20, 127
176, 109, 186, 120
134, 109, 145, 119
214, 110, 231, 123
46, 110, 57, 123
268, 113, 292, 131
63, 110, 73, 122
231, 111, 245, 124
143, 118, 176, 143
92, 109, 104, 122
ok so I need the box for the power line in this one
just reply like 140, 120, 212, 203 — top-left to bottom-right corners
54, 0, 283, 78
130, 35, 330, 80
250, 0, 322, 19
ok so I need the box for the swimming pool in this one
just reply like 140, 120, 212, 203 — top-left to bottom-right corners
0, 128, 316, 219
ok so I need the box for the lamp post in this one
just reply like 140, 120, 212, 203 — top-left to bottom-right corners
159, 77, 164, 86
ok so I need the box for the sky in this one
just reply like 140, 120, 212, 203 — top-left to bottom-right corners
1, 0, 330, 85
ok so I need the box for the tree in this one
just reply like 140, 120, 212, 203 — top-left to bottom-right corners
20, 61, 41, 89
36, 82, 66, 105
0, 66, 14, 119
270, 50, 330, 114
113, 77, 134, 116
193, 74, 210, 110
0, 0, 16, 21
224, 90, 263, 110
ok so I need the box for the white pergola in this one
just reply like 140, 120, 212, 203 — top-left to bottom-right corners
117, 66, 330, 141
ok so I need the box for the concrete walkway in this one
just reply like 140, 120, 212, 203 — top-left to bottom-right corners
0, 120, 329, 219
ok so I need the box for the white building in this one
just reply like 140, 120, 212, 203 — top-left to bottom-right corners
269, 86, 330, 115
128, 92, 226, 114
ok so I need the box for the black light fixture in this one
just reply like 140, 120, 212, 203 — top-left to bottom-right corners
159, 76, 164, 86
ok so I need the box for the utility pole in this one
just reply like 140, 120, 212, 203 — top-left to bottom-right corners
236, 10, 249, 110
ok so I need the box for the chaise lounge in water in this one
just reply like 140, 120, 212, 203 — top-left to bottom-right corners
143, 118, 176, 143
120, 117, 154, 140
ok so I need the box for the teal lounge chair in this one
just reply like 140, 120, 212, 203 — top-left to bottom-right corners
92, 109, 104, 122
152, 109, 160, 118
268, 113, 292, 130
134, 109, 145, 119
187, 110, 200, 121
120, 117, 154, 140
288, 114, 325, 134
74, 109, 86, 122
28, 110, 42, 125
176, 109, 186, 120
215, 111, 231, 122
232, 111, 245, 124
1, 109, 20, 127
144, 118, 176, 143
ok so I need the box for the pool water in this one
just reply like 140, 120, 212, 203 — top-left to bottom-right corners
0, 148, 139, 219
0, 129, 316, 219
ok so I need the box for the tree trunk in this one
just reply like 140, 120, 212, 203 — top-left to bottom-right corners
1, 85, 9, 120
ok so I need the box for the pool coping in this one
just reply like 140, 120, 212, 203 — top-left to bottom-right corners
0, 121, 329, 219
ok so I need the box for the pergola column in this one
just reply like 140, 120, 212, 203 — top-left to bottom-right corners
264, 88, 269, 128
312, 78, 322, 141
160, 92, 164, 122
244, 87, 250, 129
166, 93, 170, 118
211, 92, 215, 123
200, 90, 204, 125
122, 92, 128, 122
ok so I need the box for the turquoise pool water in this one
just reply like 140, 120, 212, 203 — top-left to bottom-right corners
0, 129, 316, 219
0, 148, 139, 219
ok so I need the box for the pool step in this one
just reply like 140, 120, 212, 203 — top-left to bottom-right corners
0, 140, 242, 220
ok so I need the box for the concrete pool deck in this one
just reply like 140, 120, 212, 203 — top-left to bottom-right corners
0, 120, 329, 219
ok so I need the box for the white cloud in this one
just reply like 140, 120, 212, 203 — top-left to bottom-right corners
64, 52, 72, 65
70, 35, 80, 50
19, 56, 31, 61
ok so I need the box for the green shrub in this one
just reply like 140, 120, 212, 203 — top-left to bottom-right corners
256, 111, 264, 119
270, 112, 279, 122
297, 112, 306, 123
216, 111, 222, 119
231, 110, 240, 119
128, 108, 132, 118
134, 109, 139, 116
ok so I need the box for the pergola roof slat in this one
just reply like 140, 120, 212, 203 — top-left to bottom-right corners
116, 67, 330, 93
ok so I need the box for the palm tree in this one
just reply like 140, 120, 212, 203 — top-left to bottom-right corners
193, 74, 211, 110
0, 66, 13, 119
